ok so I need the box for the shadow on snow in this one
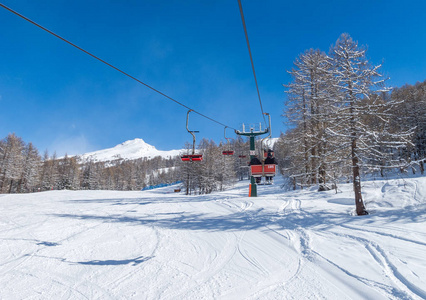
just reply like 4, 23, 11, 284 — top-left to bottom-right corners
76, 255, 154, 266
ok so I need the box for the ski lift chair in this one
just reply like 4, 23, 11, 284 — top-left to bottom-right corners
181, 154, 203, 162
180, 110, 203, 162
222, 127, 235, 156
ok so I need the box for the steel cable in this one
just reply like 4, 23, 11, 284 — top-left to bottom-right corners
237, 0, 267, 124
0, 3, 236, 131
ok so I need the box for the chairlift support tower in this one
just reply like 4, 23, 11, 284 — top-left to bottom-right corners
235, 113, 270, 197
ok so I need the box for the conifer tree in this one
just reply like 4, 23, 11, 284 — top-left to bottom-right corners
390, 81, 426, 174
18, 142, 41, 192
328, 33, 403, 215
0, 134, 25, 193
284, 49, 333, 188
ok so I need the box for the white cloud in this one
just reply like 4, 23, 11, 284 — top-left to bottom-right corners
50, 134, 97, 157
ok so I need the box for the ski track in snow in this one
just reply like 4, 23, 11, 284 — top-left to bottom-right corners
317, 229, 426, 299
1, 176, 426, 299
268, 188, 426, 300
1, 195, 152, 299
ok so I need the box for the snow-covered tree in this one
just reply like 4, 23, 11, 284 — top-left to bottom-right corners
40, 151, 60, 191
234, 136, 249, 181
282, 34, 414, 215
179, 142, 198, 195
18, 142, 41, 192
284, 49, 333, 188
0, 134, 25, 193
57, 155, 80, 190
328, 33, 409, 215
179, 138, 237, 195
390, 81, 426, 174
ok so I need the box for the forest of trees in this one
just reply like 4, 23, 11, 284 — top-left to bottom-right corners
179, 137, 252, 195
0, 133, 253, 195
275, 33, 426, 215
0, 133, 180, 193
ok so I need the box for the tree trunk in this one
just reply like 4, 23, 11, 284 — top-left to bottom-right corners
347, 82, 368, 216
8, 179, 14, 194
352, 138, 368, 215
311, 147, 317, 185
318, 164, 327, 190
302, 91, 311, 185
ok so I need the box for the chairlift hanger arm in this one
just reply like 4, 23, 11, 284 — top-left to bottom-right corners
224, 126, 232, 141
186, 110, 198, 155
181, 111, 203, 162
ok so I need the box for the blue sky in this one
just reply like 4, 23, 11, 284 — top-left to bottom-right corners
1, 0, 425, 156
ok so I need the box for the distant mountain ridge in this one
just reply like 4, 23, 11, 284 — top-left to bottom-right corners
77, 137, 280, 162
78, 138, 182, 162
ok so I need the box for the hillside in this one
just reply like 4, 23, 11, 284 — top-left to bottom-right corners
1, 175, 425, 299
78, 138, 182, 162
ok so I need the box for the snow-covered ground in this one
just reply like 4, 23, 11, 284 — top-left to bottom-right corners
1, 175, 426, 299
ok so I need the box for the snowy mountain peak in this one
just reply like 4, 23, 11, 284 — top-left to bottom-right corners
120, 138, 153, 147
79, 138, 181, 162
117, 138, 156, 151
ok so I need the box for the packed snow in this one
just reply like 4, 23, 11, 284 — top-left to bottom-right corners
1, 175, 426, 299
78, 138, 182, 162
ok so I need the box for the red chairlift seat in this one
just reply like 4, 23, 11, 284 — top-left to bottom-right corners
238, 155, 247, 158
250, 164, 276, 177
263, 164, 276, 176
222, 150, 234, 156
181, 154, 203, 162
250, 165, 263, 177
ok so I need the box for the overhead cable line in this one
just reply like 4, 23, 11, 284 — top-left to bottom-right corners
0, 3, 236, 131
237, 0, 267, 124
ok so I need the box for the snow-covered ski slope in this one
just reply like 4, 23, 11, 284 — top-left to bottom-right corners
1, 175, 426, 299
